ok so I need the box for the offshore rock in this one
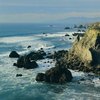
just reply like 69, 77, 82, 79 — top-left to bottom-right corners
16, 55, 38, 69
9, 51, 20, 58
36, 67, 73, 84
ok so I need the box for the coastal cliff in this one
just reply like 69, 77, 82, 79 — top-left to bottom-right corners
63, 22, 100, 75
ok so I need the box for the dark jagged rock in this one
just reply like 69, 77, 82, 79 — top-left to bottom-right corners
78, 30, 81, 32
65, 34, 70, 36
80, 78, 85, 81
36, 67, 73, 84
13, 63, 17, 66
64, 27, 70, 29
16, 55, 38, 69
46, 54, 53, 59
82, 30, 86, 32
27, 48, 46, 61
72, 33, 84, 37
78, 25, 86, 29
36, 51, 73, 84
43, 32, 46, 34
89, 48, 100, 66
14, 48, 46, 69
36, 73, 45, 82
69, 38, 72, 40
16, 74, 22, 77
9, 51, 20, 58
77, 35, 80, 41
46, 50, 68, 60
53, 50, 68, 60
27, 45, 31, 48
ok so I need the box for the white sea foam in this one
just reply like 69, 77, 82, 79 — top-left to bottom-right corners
93, 78, 100, 87
37, 31, 76, 38
18, 39, 54, 51
0, 36, 38, 43
0, 53, 100, 100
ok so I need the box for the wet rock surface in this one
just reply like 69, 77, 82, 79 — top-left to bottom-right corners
26, 48, 46, 61
13, 48, 47, 69
16, 74, 22, 77
9, 51, 20, 58
16, 55, 38, 69
46, 50, 68, 60
36, 73, 45, 82
36, 67, 73, 84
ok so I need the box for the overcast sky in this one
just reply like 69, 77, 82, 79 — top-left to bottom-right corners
0, 0, 100, 23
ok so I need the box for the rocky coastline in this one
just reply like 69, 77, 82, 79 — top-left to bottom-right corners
9, 22, 100, 84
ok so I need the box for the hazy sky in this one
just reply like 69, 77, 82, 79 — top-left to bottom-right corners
0, 0, 100, 23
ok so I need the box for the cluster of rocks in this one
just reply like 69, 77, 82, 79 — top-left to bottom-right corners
77, 30, 86, 32
74, 24, 87, 29
65, 34, 70, 36
64, 24, 87, 30
72, 33, 84, 37
10, 48, 46, 69
64, 27, 70, 30
14, 55, 38, 69
35, 50, 73, 84
9, 48, 73, 83
9, 22, 100, 84
46, 50, 68, 60
36, 64, 73, 84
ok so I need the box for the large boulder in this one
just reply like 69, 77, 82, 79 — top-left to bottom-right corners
36, 67, 73, 84
36, 73, 45, 82
9, 51, 20, 58
16, 55, 38, 69
45, 67, 73, 83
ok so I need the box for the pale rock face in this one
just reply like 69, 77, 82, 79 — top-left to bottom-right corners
67, 22, 100, 67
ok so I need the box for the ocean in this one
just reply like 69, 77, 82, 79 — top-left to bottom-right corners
0, 23, 100, 100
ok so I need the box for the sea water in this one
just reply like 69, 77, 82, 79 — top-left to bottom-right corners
0, 23, 100, 100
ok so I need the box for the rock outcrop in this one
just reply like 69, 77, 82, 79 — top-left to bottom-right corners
16, 74, 22, 77
63, 22, 100, 75
36, 67, 73, 84
36, 23, 100, 84
13, 48, 46, 69
16, 55, 38, 69
9, 51, 20, 58
46, 50, 68, 60
26, 48, 46, 61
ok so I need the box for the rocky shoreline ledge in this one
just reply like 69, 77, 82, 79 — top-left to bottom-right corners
9, 22, 100, 84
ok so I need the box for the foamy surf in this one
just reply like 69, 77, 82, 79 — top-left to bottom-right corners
0, 30, 99, 100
